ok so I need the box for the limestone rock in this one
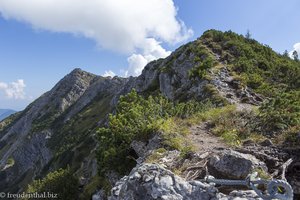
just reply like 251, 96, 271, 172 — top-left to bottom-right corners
208, 150, 267, 179
109, 163, 264, 200
259, 139, 273, 147
130, 134, 163, 159
226, 190, 261, 200
109, 163, 224, 200
92, 189, 106, 200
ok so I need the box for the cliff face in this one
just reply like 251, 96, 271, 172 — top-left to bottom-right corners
0, 68, 129, 193
0, 30, 299, 199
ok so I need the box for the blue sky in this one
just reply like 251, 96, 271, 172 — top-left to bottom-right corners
0, 0, 299, 110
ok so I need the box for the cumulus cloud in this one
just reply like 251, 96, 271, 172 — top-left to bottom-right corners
289, 43, 300, 59
0, 0, 193, 77
125, 38, 171, 76
0, 0, 192, 53
126, 54, 148, 77
0, 79, 26, 99
103, 70, 116, 77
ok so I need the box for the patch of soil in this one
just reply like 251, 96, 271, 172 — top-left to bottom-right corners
188, 122, 227, 153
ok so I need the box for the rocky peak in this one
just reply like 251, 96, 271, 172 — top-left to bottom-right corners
48, 68, 97, 112
0, 67, 128, 193
1, 30, 299, 199
70, 67, 84, 73
67, 68, 96, 82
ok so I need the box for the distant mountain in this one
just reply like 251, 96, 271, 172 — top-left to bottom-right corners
0, 109, 16, 121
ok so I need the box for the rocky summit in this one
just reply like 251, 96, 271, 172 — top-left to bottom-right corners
0, 30, 299, 200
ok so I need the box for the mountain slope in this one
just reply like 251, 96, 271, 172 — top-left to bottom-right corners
0, 68, 128, 193
0, 30, 299, 199
0, 109, 16, 121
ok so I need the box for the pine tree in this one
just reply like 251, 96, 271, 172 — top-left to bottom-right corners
245, 29, 251, 39
292, 50, 299, 61
283, 50, 289, 57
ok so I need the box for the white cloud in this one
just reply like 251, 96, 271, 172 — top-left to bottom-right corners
0, 79, 26, 99
126, 54, 148, 77
125, 38, 171, 76
0, 0, 192, 53
289, 43, 300, 59
0, 0, 192, 77
103, 70, 116, 77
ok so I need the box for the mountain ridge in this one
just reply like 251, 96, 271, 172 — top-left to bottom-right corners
0, 109, 16, 121
0, 29, 299, 199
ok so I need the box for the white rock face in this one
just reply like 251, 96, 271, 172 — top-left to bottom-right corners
109, 164, 262, 200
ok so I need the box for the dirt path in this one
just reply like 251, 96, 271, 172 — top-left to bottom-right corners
188, 122, 227, 153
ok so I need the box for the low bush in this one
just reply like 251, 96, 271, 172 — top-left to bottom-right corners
26, 168, 78, 200
96, 90, 212, 176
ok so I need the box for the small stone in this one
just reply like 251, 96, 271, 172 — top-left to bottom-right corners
143, 174, 152, 182
132, 172, 141, 179
226, 93, 234, 98
160, 176, 173, 188
243, 139, 255, 146
260, 139, 273, 147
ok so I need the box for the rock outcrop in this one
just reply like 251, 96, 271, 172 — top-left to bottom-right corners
109, 163, 261, 200
208, 150, 267, 179
0, 69, 128, 193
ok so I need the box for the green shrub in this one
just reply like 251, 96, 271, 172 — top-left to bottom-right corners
145, 148, 167, 163
26, 168, 78, 200
4, 157, 15, 169
259, 91, 300, 135
201, 29, 300, 97
188, 44, 217, 79
96, 90, 212, 176
97, 90, 173, 175
187, 105, 264, 146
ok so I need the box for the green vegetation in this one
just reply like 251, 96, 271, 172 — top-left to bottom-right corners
26, 168, 79, 200
199, 29, 300, 143
97, 90, 171, 176
159, 117, 195, 158
145, 148, 167, 164
293, 50, 299, 61
96, 89, 212, 180
258, 91, 300, 136
205, 106, 264, 146
158, 42, 193, 73
188, 42, 218, 79
96, 46, 299, 189
79, 175, 110, 199
51, 94, 113, 157
201, 29, 300, 96
30, 110, 58, 133
252, 168, 271, 179
5, 157, 15, 169
203, 83, 229, 106
176, 105, 265, 146
258, 90, 300, 141
0, 112, 21, 133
